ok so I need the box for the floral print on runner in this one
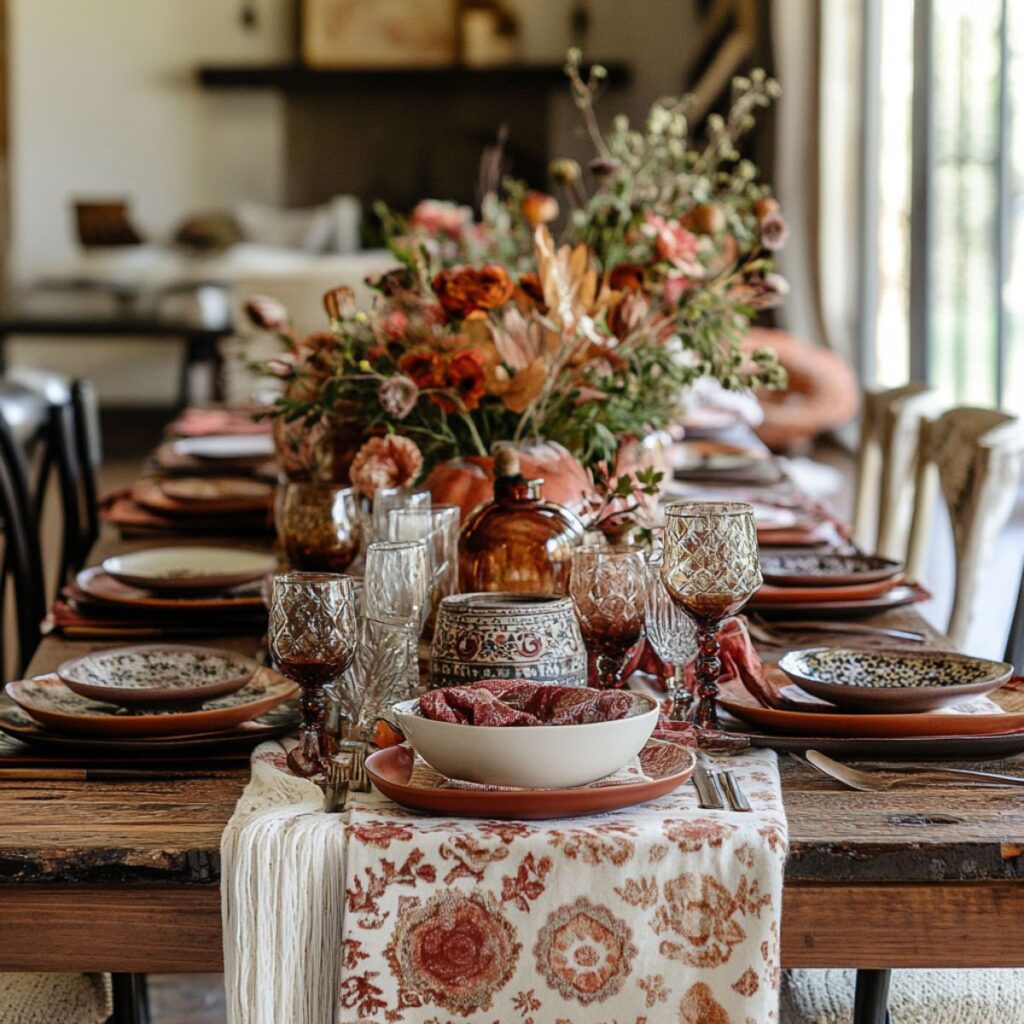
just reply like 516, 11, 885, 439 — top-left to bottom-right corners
339, 748, 787, 1023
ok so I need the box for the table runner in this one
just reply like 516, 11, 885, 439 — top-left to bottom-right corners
223, 742, 787, 1024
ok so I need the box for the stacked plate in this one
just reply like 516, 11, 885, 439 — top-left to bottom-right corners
1, 643, 298, 755
748, 551, 928, 617
717, 646, 1024, 758
152, 433, 276, 478
56, 547, 276, 638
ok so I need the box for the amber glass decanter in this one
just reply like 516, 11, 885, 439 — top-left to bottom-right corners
459, 448, 585, 595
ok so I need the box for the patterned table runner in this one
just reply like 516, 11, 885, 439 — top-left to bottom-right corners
222, 742, 787, 1024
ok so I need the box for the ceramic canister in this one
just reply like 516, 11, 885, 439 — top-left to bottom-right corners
428, 592, 587, 688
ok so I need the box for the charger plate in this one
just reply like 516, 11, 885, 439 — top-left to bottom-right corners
366, 738, 696, 820
77, 566, 265, 611
759, 552, 904, 587
717, 677, 1024, 738
748, 582, 929, 618
0, 703, 298, 755
5, 670, 296, 738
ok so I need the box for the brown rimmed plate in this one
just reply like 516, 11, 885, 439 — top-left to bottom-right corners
365, 739, 696, 820
752, 577, 902, 605
131, 478, 272, 518
748, 582, 929, 618
5, 670, 297, 738
759, 552, 904, 587
778, 647, 1013, 713
158, 477, 273, 509
76, 566, 266, 611
0, 703, 298, 755
57, 644, 259, 707
716, 676, 1024, 738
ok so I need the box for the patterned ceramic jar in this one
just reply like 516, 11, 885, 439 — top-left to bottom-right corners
428, 592, 587, 688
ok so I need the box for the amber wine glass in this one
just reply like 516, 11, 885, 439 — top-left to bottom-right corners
570, 546, 647, 689
661, 502, 762, 729
268, 572, 358, 777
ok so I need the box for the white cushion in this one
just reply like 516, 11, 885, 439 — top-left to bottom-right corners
782, 968, 1024, 1023
235, 201, 337, 254
0, 973, 111, 1023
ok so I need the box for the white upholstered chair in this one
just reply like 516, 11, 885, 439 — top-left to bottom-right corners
852, 384, 943, 559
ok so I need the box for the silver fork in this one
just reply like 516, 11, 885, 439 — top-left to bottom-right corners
323, 759, 349, 813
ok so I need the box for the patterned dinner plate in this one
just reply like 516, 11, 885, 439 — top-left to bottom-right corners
365, 739, 696, 820
759, 551, 904, 587
0, 702, 298, 755
57, 644, 259, 707
778, 647, 1014, 713
4, 669, 297, 738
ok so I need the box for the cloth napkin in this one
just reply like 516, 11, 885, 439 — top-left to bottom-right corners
222, 739, 788, 1024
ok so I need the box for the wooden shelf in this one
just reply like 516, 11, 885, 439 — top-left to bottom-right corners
196, 62, 631, 92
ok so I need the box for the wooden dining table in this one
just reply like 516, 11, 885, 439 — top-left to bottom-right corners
2, 489, 1024, 1020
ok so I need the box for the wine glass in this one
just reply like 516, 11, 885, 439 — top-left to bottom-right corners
277, 483, 361, 572
661, 502, 762, 730
643, 554, 697, 720
268, 572, 358, 777
570, 546, 647, 689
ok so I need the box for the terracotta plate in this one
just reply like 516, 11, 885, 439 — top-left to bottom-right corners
748, 582, 929, 618
778, 647, 1014, 713
365, 739, 696, 820
57, 644, 259, 707
5, 670, 297, 738
131, 479, 271, 518
716, 678, 1024, 738
752, 577, 901, 605
159, 476, 273, 507
76, 566, 266, 611
101, 547, 277, 594
0, 703, 298, 755
759, 552, 905, 587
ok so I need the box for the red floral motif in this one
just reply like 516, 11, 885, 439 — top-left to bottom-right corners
512, 988, 542, 1016
534, 898, 637, 1005
547, 823, 637, 866
338, 970, 388, 1019
652, 874, 748, 968
678, 982, 731, 1024
385, 891, 520, 1014
662, 817, 738, 853
501, 853, 552, 912
477, 821, 540, 844
758, 823, 787, 854
615, 876, 658, 909
342, 938, 370, 970
346, 850, 437, 929
350, 820, 415, 849
732, 966, 760, 997
638, 973, 669, 1007
439, 835, 510, 884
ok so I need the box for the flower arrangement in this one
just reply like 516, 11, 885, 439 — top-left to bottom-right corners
252, 55, 787, 521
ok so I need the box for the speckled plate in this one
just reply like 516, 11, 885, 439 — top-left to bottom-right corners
4, 670, 297, 738
57, 644, 259, 707
101, 547, 277, 594
76, 566, 266, 611
759, 552, 905, 587
778, 647, 1014, 713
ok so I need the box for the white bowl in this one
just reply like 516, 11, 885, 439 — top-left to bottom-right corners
392, 693, 660, 788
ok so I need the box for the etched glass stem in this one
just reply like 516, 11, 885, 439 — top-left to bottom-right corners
691, 620, 722, 730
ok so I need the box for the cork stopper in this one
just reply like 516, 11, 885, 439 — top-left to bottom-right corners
494, 446, 521, 479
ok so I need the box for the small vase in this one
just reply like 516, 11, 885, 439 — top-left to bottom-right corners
276, 481, 361, 571
458, 448, 585, 595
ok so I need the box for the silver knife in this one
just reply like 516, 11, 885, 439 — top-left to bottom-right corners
692, 765, 724, 809
719, 769, 752, 811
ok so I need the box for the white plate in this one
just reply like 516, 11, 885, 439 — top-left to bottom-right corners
751, 504, 798, 529
393, 694, 659, 788
172, 435, 275, 461
102, 546, 278, 594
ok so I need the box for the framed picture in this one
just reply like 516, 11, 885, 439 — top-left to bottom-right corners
302, 0, 458, 68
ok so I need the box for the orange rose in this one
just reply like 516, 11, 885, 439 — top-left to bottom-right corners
432, 265, 515, 319
399, 348, 446, 389
349, 435, 423, 499
433, 349, 487, 412
521, 190, 559, 226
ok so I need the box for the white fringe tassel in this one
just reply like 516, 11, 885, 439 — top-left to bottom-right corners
221, 742, 346, 1024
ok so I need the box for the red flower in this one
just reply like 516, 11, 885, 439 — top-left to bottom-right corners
608, 263, 646, 292
434, 349, 488, 412
399, 348, 446, 389
433, 265, 515, 319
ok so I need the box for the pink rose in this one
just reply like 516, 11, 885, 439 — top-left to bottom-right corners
662, 274, 695, 306
409, 199, 473, 239
644, 214, 704, 276
380, 310, 409, 342
245, 295, 289, 332
349, 435, 423, 498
